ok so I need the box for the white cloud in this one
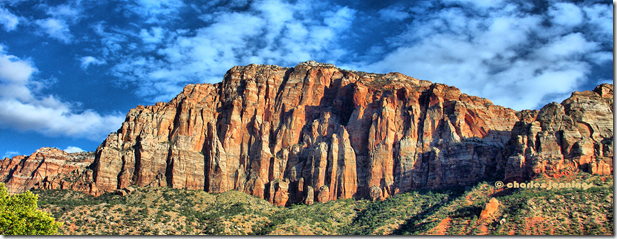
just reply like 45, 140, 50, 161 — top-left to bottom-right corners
597, 78, 613, 85
91, 22, 131, 58
2, 150, 19, 159
587, 51, 612, 65
0, 7, 19, 31
123, 0, 186, 24
357, 1, 611, 110
582, 4, 612, 42
378, 7, 410, 21
111, 0, 357, 102
548, 2, 583, 27
45, 3, 83, 24
63, 146, 84, 153
0, 46, 35, 84
533, 33, 599, 61
139, 27, 166, 44
0, 46, 124, 141
324, 7, 356, 30
80, 56, 106, 69
0, 0, 29, 5
35, 18, 73, 44
442, 0, 505, 11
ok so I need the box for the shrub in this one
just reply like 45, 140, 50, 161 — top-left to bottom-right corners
0, 183, 63, 235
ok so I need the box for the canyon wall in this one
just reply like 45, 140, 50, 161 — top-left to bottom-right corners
1, 61, 612, 205
504, 84, 613, 180
0, 148, 97, 194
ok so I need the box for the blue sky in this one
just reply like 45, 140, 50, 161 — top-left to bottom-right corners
0, 0, 613, 157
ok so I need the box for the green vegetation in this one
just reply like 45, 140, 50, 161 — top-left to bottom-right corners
0, 183, 63, 235
32, 172, 613, 235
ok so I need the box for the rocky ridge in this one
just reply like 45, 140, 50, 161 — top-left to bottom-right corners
0, 61, 613, 206
0, 148, 96, 194
504, 83, 613, 180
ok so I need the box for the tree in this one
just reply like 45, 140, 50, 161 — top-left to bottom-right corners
0, 183, 63, 235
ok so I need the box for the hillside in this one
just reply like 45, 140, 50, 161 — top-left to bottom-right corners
33, 171, 612, 235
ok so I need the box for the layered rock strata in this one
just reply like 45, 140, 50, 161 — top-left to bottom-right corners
504, 84, 614, 180
0, 147, 97, 194
0, 62, 612, 205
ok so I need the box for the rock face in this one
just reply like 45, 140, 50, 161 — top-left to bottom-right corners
0, 62, 613, 205
504, 84, 614, 180
0, 147, 97, 194
479, 198, 500, 220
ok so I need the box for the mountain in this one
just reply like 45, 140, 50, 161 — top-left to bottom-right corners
0, 61, 613, 206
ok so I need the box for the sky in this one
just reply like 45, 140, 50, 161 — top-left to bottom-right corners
0, 0, 613, 158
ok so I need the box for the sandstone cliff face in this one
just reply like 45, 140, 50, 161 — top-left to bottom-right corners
0, 62, 612, 205
0, 147, 96, 194
88, 61, 521, 205
504, 84, 614, 180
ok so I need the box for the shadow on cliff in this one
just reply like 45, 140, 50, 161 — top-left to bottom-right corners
395, 128, 516, 190
301, 78, 356, 127
289, 74, 519, 203
180, 65, 522, 205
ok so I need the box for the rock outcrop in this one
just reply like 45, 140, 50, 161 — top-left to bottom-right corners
0, 62, 612, 205
504, 84, 614, 180
479, 198, 500, 220
0, 147, 97, 194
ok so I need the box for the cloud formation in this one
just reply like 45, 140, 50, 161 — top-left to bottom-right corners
0, 46, 124, 140
80, 56, 106, 69
63, 146, 84, 153
122, 0, 186, 24
2, 150, 19, 159
0, 7, 19, 31
378, 6, 410, 21
35, 18, 73, 44
30, 1, 85, 44
359, 1, 613, 110
109, 0, 357, 102
45, 2, 83, 23
96, 0, 612, 110
1, 0, 612, 114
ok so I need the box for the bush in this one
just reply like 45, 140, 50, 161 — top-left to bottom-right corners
0, 183, 63, 235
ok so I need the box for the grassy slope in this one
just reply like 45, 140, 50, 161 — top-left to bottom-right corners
34, 172, 613, 235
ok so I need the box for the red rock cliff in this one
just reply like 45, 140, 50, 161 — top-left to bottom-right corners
0, 147, 96, 194
91, 61, 520, 205
504, 84, 614, 180
1, 62, 612, 205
